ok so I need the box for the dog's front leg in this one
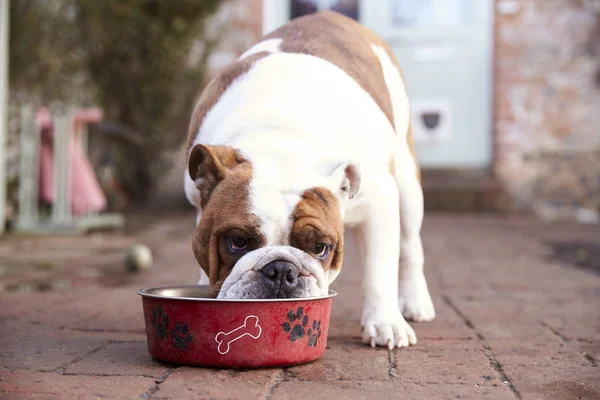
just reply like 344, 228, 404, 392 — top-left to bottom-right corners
195, 208, 210, 285
358, 173, 416, 349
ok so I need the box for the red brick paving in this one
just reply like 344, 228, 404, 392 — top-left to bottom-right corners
284, 339, 391, 381
0, 211, 599, 399
0, 320, 105, 372
152, 368, 279, 400
0, 370, 156, 400
269, 381, 513, 400
64, 342, 170, 378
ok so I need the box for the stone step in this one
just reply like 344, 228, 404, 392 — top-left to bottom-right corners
422, 169, 511, 212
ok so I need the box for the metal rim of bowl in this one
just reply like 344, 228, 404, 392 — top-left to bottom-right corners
138, 285, 338, 302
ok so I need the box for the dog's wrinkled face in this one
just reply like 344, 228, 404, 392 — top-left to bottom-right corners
188, 144, 359, 299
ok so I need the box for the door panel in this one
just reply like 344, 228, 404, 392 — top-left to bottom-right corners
361, 0, 493, 168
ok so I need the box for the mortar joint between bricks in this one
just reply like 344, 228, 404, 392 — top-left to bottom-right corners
442, 295, 522, 400
582, 353, 598, 367
262, 369, 284, 400
140, 367, 178, 400
387, 348, 399, 379
539, 321, 598, 366
52, 341, 110, 375
540, 321, 570, 342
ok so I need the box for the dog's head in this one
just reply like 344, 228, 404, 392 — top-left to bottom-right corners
188, 144, 360, 299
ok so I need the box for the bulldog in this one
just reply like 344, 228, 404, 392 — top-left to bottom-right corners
184, 11, 435, 349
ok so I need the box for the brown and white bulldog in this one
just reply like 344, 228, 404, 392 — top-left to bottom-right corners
184, 11, 435, 349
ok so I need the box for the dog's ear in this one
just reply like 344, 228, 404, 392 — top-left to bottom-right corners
318, 161, 361, 201
188, 144, 244, 207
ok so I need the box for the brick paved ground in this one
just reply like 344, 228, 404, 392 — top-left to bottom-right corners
0, 211, 598, 399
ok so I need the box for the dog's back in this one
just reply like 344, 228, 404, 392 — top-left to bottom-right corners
185, 11, 417, 209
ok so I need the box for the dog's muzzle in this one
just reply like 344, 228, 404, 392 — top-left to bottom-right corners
216, 246, 327, 299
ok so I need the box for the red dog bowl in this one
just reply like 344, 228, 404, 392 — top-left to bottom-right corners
138, 285, 336, 368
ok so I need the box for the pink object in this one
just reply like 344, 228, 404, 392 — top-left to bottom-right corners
37, 107, 107, 216
138, 285, 336, 368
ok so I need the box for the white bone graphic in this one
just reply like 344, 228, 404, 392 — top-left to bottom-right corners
215, 315, 262, 354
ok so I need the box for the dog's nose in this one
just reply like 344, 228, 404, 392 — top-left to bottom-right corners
261, 260, 299, 297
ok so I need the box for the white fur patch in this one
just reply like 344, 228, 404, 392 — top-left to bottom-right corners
371, 44, 410, 139
249, 185, 298, 246
239, 38, 282, 59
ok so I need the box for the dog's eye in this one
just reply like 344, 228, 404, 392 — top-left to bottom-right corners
315, 243, 329, 258
228, 236, 248, 252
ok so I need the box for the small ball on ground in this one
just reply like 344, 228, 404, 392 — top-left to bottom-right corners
126, 244, 153, 272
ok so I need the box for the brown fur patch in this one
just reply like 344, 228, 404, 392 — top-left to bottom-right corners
290, 187, 344, 271
192, 161, 266, 297
188, 144, 246, 208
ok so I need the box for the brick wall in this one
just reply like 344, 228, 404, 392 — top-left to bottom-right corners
203, 0, 263, 76
494, 0, 600, 222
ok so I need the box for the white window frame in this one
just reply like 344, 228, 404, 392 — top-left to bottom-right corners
262, 0, 360, 34
0, 0, 9, 235
262, 0, 289, 34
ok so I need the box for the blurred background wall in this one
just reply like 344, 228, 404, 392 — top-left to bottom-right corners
3, 0, 599, 229
493, 0, 600, 222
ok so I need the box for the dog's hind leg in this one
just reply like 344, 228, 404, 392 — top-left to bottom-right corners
358, 171, 417, 348
392, 130, 435, 322
371, 43, 435, 322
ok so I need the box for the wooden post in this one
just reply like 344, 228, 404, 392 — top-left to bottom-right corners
51, 114, 71, 223
14, 107, 125, 234
15, 107, 39, 230
0, 0, 9, 234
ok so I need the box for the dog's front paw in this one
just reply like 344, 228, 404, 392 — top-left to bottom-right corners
399, 274, 436, 322
361, 307, 417, 349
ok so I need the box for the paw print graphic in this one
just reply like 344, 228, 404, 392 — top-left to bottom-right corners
171, 322, 193, 350
282, 307, 309, 342
151, 306, 169, 340
307, 319, 322, 347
